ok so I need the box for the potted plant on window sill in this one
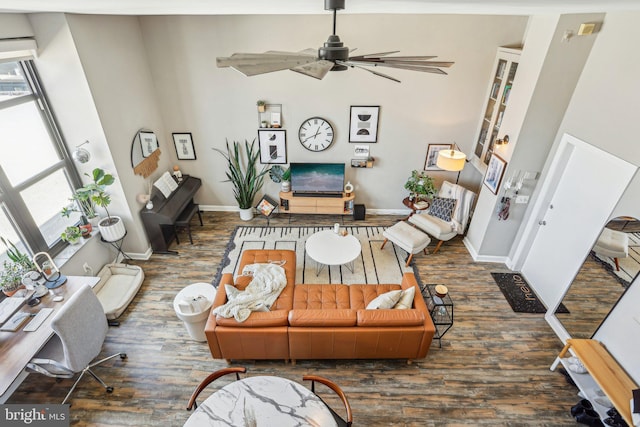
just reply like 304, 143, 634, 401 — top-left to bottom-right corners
0, 238, 36, 296
60, 226, 82, 244
214, 139, 269, 221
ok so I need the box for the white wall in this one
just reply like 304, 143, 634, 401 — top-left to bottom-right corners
137, 14, 527, 210
547, 11, 640, 382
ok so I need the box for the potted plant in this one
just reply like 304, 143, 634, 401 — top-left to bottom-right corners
404, 170, 437, 201
61, 186, 99, 227
60, 226, 82, 244
269, 165, 291, 192
0, 237, 35, 296
214, 139, 270, 221
257, 100, 266, 113
89, 168, 126, 242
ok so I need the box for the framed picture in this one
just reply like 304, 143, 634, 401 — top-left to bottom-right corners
172, 132, 197, 160
258, 129, 287, 164
424, 144, 453, 170
139, 131, 159, 158
255, 195, 278, 218
483, 153, 507, 194
349, 106, 380, 143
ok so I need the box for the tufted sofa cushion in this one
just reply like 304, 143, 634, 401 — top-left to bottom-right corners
288, 309, 357, 327
293, 284, 351, 309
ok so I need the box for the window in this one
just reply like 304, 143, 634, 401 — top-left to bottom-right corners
0, 60, 82, 262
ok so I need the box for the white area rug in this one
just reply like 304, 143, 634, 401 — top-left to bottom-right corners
214, 226, 416, 285
592, 232, 640, 287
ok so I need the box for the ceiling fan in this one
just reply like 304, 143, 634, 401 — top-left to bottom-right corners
216, 0, 454, 83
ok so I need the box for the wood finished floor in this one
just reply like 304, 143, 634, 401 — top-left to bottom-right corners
9, 211, 611, 426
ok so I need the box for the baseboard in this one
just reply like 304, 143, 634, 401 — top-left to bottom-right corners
124, 247, 153, 261
200, 205, 407, 216
463, 237, 508, 263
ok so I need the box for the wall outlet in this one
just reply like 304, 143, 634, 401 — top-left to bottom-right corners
515, 195, 529, 204
82, 262, 93, 275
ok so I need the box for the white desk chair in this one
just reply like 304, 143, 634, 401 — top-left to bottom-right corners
26, 284, 126, 404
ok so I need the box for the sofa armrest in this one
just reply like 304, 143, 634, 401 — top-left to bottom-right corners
357, 309, 425, 326
288, 309, 357, 327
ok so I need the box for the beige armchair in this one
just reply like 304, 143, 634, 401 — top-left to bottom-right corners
408, 181, 476, 253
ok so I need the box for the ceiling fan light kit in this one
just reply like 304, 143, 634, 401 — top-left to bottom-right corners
216, 0, 453, 83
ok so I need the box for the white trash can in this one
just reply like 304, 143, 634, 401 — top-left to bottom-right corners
173, 282, 216, 342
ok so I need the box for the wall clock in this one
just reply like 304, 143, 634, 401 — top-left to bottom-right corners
298, 117, 334, 152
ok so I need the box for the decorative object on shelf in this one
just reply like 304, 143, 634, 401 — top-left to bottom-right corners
298, 117, 334, 152
258, 129, 287, 164
349, 106, 379, 143
72, 140, 91, 164
131, 129, 161, 178
216, 0, 453, 83
424, 144, 453, 171
483, 153, 507, 195
404, 170, 437, 201
257, 100, 266, 113
173, 165, 183, 183
172, 132, 197, 160
261, 120, 269, 128
60, 226, 82, 244
271, 112, 282, 128
344, 181, 354, 197
213, 139, 270, 221
351, 157, 374, 168
269, 165, 291, 192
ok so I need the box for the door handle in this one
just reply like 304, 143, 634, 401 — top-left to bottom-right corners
538, 220, 547, 226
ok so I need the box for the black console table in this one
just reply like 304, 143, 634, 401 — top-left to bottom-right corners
140, 175, 201, 254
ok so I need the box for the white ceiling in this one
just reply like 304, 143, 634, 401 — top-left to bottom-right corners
1, 0, 639, 16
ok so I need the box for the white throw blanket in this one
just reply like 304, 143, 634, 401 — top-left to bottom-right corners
212, 263, 287, 322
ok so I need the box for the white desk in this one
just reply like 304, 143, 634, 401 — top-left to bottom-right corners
184, 376, 337, 427
0, 275, 99, 403
305, 230, 361, 275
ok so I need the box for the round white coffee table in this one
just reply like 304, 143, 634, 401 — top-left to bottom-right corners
305, 229, 361, 275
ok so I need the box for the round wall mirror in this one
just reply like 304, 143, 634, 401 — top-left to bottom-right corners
131, 129, 161, 178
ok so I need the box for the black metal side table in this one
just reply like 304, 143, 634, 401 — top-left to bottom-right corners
421, 284, 454, 348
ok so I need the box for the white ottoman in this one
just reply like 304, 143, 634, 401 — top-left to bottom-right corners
381, 221, 431, 266
593, 228, 629, 271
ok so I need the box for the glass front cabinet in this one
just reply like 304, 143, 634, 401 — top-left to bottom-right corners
472, 47, 521, 169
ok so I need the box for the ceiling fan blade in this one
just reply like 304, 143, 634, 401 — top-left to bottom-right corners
338, 61, 401, 83
291, 60, 334, 80
216, 52, 318, 76
347, 51, 403, 61
347, 60, 449, 75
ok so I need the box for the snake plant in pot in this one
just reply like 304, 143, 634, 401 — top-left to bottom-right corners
214, 139, 269, 221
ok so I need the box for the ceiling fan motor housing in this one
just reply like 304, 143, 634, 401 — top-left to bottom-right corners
325, 0, 345, 11
319, 35, 349, 71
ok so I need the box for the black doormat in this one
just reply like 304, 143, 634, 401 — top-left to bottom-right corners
491, 273, 569, 314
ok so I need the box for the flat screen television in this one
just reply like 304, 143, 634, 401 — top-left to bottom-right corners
290, 163, 345, 196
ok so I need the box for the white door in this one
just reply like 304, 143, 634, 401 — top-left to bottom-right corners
521, 134, 636, 309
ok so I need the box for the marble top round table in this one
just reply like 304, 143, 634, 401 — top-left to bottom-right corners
183, 376, 337, 427
305, 229, 362, 275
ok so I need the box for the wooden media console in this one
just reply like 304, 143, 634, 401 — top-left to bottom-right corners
279, 191, 355, 215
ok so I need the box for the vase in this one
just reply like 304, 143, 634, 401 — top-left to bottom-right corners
239, 208, 254, 221
99, 216, 126, 242
281, 181, 291, 192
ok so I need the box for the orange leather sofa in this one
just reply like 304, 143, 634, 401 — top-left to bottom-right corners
205, 249, 435, 362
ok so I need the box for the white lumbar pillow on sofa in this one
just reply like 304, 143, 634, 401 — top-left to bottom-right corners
366, 289, 402, 309
393, 286, 416, 309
